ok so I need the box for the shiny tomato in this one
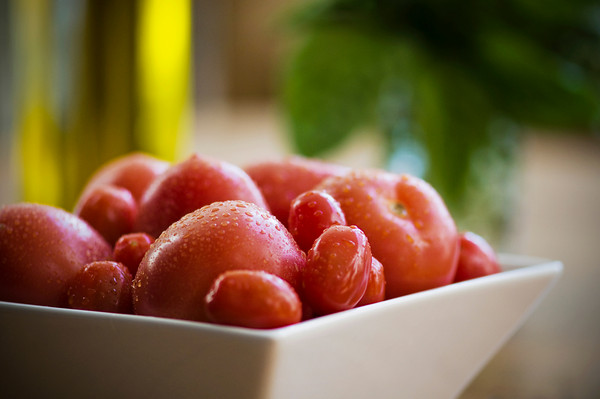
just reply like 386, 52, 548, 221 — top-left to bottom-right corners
245, 156, 349, 226
133, 200, 306, 322
205, 270, 302, 329
288, 190, 347, 252
136, 154, 268, 238
357, 257, 386, 306
67, 261, 133, 313
113, 232, 155, 277
454, 231, 501, 282
0, 203, 113, 307
302, 225, 371, 315
74, 185, 137, 245
319, 170, 459, 298
77, 152, 169, 204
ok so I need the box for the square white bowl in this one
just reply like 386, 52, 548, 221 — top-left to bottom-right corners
0, 254, 562, 399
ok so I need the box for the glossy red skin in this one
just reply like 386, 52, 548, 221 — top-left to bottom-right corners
357, 257, 386, 306
288, 190, 347, 252
77, 152, 169, 204
67, 261, 133, 314
133, 200, 306, 322
319, 170, 459, 298
113, 232, 155, 277
245, 156, 349, 227
0, 203, 113, 307
74, 185, 137, 245
136, 154, 269, 237
205, 270, 302, 329
454, 232, 501, 282
303, 225, 372, 315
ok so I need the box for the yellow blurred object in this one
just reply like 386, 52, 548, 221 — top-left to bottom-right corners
137, 0, 192, 161
13, 0, 62, 206
11, 0, 192, 209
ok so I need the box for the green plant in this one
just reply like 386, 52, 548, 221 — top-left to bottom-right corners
281, 0, 600, 237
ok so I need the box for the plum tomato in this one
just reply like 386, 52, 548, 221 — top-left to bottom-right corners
77, 152, 169, 204
113, 232, 155, 276
135, 154, 269, 238
454, 231, 501, 282
0, 203, 113, 307
318, 170, 459, 298
357, 257, 385, 307
288, 190, 347, 252
302, 225, 371, 315
133, 200, 306, 322
245, 156, 350, 227
67, 261, 133, 314
205, 270, 302, 329
74, 185, 137, 245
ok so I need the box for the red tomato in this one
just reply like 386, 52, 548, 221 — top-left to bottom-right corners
357, 257, 386, 306
113, 232, 155, 276
133, 200, 306, 322
454, 231, 501, 282
205, 270, 302, 329
245, 156, 350, 227
77, 152, 169, 204
0, 203, 113, 307
319, 170, 459, 298
302, 225, 371, 315
136, 154, 269, 238
74, 185, 137, 245
67, 261, 133, 313
288, 190, 347, 252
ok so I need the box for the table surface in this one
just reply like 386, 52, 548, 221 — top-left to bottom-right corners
194, 103, 600, 399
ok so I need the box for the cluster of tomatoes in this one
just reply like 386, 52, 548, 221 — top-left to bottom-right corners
0, 153, 500, 329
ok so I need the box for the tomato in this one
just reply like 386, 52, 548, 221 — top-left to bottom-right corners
302, 225, 371, 315
133, 200, 306, 322
357, 257, 386, 306
135, 154, 269, 237
454, 231, 501, 282
113, 232, 155, 276
245, 156, 349, 226
0, 203, 112, 307
67, 261, 133, 313
77, 152, 169, 204
205, 270, 302, 329
288, 190, 347, 252
74, 185, 137, 245
319, 170, 459, 298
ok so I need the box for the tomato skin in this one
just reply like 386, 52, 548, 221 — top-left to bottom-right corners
302, 225, 371, 315
357, 257, 386, 306
0, 203, 113, 307
205, 270, 302, 329
288, 190, 347, 252
67, 261, 133, 314
74, 185, 137, 245
245, 156, 350, 227
454, 232, 501, 282
133, 200, 306, 322
319, 171, 459, 298
136, 154, 269, 238
77, 152, 169, 203
113, 232, 155, 277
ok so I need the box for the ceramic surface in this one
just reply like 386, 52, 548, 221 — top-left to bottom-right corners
0, 254, 562, 399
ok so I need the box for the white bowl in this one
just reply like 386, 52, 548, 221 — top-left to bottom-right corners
0, 254, 562, 399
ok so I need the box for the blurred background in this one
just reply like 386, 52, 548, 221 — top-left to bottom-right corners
1, 0, 599, 397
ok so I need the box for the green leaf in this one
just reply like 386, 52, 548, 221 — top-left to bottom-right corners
476, 28, 600, 130
412, 57, 496, 213
282, 27, 390, 156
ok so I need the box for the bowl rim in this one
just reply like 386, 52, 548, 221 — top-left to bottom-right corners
0, 253, 563, 341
